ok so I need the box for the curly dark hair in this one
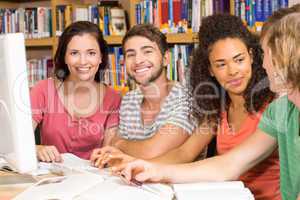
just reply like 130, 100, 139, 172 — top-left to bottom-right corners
54, 21, 108, 82
190, 14, 275, 126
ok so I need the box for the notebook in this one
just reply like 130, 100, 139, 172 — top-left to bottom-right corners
173, 181, 254, 200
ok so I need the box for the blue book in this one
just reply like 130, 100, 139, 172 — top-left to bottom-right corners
247, 0, 255, 28
135, 3, 141, 24
255, 0, 263, 21
168, 0, 173, 26
263, 0, 271, 21
245, 0, 250, 26
279, 0, 288, 8
181, 0, 188, 21
103, 7, 110, 35
271, 0, 279, 13
144, 0, 149, 23
114, 47, 120, 86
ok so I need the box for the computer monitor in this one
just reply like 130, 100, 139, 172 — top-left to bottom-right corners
0, 33, 38, 173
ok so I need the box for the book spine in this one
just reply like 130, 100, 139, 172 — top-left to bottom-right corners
234, 0, 240, 17
173, 0, 181, 25
161, 0, 169, 25
279, 0, 288, 8
271, 0, 279, 13
263, 0, 271, 21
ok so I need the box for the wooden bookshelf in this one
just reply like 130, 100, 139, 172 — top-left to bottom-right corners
103, 33, 199, 45
104, 35, 123, 45
25, 37, 54, 47
0, 2, 19, 8
166, 33, 198, 44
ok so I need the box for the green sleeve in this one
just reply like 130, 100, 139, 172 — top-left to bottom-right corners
258, 103, 278, 138
258, 95, 289, 138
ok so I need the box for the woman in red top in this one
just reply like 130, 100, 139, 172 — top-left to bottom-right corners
30, 21, 121, 161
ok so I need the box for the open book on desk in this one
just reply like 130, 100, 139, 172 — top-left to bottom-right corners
14, 173, 104, 200
77, 176, 174, 200
173, 181, 254, 200
17, 153, 174, 200
33, 153, 106, 176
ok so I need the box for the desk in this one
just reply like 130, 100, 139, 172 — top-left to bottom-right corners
0, 171, 57, 200
0, 172, 254, 200
0, 171, 27, 199
0, 171, 174, 200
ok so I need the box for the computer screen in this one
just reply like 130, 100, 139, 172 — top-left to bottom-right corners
0, 33, 37, 173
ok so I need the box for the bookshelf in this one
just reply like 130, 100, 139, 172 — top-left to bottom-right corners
0, 0, 200, 48
25, 37, 54, 46
0, 0, 201, 93
1, 0, 293, 92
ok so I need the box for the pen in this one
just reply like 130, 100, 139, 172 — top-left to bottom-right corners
118, 173, 162, 197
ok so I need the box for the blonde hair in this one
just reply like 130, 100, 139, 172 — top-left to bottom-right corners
264, 13, 300, 91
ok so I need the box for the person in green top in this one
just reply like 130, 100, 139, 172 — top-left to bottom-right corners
112, 5, 300, 200
258, 11, 300, 200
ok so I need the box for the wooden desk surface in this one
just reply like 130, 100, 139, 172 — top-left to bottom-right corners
0, 171, 27, 200
0, 171, 56, 200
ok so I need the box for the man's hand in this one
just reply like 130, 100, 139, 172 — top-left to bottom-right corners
90, 146, 135, 168
112, 159, 168, 183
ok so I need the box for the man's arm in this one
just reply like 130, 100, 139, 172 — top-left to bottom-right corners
102, 127, 118, 146
164, 129, 278, 183
115, 129, 278, 184
150, 127, 214, 164
113, 123, 189, 159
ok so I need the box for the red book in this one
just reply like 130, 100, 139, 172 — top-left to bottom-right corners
161, 0, 168, 25
173, 0, 181, 24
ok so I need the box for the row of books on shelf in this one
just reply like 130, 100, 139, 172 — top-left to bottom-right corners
56, 4, 127, 36
166, 44, 194, 85
232, 0, 291, 32
26, 44, 194, 91
0, 7, 52, 38
136, 0, 297, 34
27, 57, 53, 87
135, 0, 205, 34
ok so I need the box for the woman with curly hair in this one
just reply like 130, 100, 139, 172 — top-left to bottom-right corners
188, 14, 279, 200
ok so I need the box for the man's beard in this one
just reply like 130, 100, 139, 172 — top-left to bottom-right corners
128, 66, 164, 86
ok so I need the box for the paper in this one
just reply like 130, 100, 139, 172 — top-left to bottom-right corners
173, 181, 254, 200
175, 188, 254, 200
77, 176, 174, 200
14, 173, 104, 200
59, 153, 93, 170
31, 153, 101, 176
173, 181, 245, 191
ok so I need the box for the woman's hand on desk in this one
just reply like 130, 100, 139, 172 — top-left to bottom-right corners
90, 146, 135, 168
36, 145, 62, 162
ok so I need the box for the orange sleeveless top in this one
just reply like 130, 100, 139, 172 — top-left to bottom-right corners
217, 110, 281, 200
